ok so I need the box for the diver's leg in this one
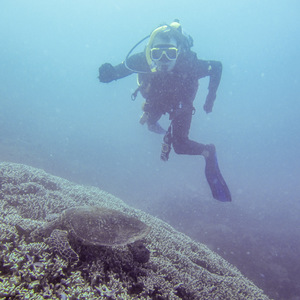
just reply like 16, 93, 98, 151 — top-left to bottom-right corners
171, 108, 205, 155
172, 108, 231, 202
142, 101, 166, 134
147, 122, 166, 134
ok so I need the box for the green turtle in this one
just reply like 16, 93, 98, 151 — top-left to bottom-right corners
32, 206, 150, 265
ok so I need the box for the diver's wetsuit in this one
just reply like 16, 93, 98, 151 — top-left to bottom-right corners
103, 50, 222, 156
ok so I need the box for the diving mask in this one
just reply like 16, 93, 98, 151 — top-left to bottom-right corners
150, 47, 178, 61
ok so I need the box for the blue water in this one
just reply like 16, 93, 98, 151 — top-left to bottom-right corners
1, 1, 300, 299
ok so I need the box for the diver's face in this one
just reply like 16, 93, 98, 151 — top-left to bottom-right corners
151, 37, 178, 72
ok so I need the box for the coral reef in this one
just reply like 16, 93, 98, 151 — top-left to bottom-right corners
0, 162, 270, 299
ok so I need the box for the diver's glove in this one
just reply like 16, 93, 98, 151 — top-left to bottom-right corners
98, 63, 116, 83
203, 91, 216, 113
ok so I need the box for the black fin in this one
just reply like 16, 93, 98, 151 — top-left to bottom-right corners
205, 146, 232, 202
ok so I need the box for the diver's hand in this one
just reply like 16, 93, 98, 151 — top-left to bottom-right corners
98, 63, 116, 83
203, 91, 216, 113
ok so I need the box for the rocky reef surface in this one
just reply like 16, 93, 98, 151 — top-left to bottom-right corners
0, 162, 270, 299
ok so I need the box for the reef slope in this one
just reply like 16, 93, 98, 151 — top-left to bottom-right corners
0, 162, 270, 299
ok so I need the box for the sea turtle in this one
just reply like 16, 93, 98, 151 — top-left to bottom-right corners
32, 206, 151, 265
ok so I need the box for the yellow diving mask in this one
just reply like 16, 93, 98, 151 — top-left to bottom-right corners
150, 47, 178, 61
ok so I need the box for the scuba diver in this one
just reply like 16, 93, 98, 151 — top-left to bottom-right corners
98, 20, 231, 202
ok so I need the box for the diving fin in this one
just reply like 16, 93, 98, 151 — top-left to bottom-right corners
204, 144, 232, 202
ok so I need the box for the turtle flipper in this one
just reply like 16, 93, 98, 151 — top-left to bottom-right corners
46, 229, 79, 266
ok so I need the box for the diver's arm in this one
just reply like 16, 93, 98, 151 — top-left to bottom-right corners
98, 62, 132, 83
195, 60, 222, 93
98, 53, 147, 83
195, 59, 222, 113
207, 60, 222, 94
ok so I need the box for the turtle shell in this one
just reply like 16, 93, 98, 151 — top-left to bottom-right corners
61, 206, 150, 247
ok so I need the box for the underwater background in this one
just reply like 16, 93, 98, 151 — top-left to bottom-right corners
0, 1, 299, 299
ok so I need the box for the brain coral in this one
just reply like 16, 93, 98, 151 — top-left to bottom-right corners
0, 162, 270, 299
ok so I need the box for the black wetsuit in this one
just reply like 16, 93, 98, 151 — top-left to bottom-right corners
99, 50, 222, 156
